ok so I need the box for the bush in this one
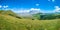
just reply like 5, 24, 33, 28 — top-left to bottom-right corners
15, 16, 22, 19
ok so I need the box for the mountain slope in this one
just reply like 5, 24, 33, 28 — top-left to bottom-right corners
0, 14, 60, 30
0, 10, 22, 19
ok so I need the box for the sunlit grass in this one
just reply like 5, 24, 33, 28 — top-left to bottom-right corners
0, 14, 60, 30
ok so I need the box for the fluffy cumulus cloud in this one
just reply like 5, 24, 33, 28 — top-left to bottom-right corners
52, 0, 55, 2
12, 8, 30, 13
3, 5, 8, 8
0, 5, 2, 8
29, 8, 41, 14
48, 0, 55, 2
0, 5, 8, 8
12, 8, 41, 13
54, 6, 60, 12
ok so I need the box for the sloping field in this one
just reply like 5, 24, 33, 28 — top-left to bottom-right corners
0, 14, 60, 30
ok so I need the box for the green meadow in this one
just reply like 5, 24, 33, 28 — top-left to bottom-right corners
0, 14, 60, 30
0, 10, 60, 30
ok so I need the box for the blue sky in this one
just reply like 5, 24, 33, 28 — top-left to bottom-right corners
0, 0, 60, 13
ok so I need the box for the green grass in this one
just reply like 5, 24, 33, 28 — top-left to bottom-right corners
0, 14, 60, 30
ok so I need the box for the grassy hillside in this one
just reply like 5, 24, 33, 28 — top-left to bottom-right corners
0, 10, 22, 19
0, 14, 60, 30
33, 13, 60, 20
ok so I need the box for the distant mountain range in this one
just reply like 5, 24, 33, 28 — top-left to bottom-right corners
1, 10, 60, 20
18, 9, 40, 16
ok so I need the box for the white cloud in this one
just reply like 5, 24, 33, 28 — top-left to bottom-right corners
0, 5, 2, 8
35, 4, 40, 6
12, 9, 30, 13
52, 0, 55, 2
29, 8, 41, 14
19, 10, 30, 13
3, 5, 8, 8
12, 8, 41, 13
30, 8, 40, 11
55, 6, 59, 9
48, 0, 55, 2
54, 6, 60, 12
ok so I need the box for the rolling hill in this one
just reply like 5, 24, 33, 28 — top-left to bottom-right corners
0, 10, 60, 30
